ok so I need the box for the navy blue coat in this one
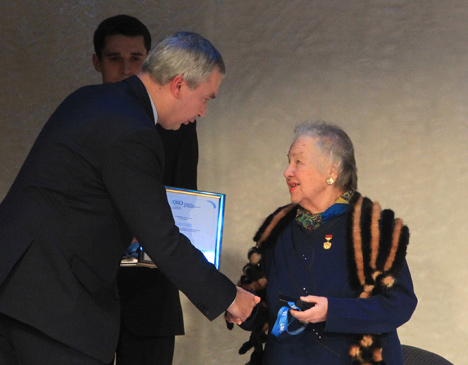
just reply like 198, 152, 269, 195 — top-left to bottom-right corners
240, 202, 417, 365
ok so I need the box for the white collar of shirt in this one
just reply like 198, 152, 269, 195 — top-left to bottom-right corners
145, 89, 158, 125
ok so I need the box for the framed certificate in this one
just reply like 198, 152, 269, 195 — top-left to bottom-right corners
134, 187, 226, 269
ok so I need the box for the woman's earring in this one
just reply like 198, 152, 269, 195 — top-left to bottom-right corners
326, 177, 334, 185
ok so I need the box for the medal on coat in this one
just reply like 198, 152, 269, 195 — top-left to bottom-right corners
323, 235, 333, 249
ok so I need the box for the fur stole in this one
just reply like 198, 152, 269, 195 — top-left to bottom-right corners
235, 192, 409, 365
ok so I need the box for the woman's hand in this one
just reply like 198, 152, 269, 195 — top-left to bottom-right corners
290, 295, 328, 323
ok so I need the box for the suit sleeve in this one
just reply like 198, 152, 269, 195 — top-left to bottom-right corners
101, 128, 236, 320
325, 262, 417, 334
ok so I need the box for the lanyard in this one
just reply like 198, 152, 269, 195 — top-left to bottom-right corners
271, 300, 308, 337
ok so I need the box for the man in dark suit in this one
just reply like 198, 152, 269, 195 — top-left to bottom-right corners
0, 31, 259, 364
92, 15, 198, 364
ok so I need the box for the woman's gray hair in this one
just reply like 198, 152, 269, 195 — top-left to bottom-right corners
142, 31, 225, 89
294, 121, 358, 190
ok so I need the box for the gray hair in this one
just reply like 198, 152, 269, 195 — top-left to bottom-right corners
293, 121, 358, 190
142, 31, 225, 89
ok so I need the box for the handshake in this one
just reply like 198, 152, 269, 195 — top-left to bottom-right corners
225, 287, 261, 325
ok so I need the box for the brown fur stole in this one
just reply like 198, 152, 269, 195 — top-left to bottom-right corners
236, 192, 409, 365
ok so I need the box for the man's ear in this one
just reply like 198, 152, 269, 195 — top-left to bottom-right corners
170, 74, 184, 97
92, 54, 102, 73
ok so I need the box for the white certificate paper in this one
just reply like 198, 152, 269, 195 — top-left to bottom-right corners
139, 187, 225, 269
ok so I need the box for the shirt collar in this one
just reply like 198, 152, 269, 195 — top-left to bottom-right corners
145, 89, 158, 125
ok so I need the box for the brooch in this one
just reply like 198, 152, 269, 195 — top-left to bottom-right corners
323, 235, 333, 249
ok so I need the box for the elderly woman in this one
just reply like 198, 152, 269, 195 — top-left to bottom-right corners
235, 121, 417, 364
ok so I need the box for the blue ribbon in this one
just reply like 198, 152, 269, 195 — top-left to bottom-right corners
123, 241, 141, 258
271, 301, 308, 337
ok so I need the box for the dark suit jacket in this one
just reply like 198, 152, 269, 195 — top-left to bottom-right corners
0, 76, 235, 363
118, 122, 199, 337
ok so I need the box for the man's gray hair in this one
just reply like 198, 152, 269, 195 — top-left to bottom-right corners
142, 31, 225, 89
294, 121, 358, 190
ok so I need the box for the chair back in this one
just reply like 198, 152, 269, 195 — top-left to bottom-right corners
402, 344, 453, 365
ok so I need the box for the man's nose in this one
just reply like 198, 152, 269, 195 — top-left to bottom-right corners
121, 59, 132, 75
198, 104, 207, 118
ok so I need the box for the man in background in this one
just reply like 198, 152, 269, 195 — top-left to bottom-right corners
93, 15, 198, 364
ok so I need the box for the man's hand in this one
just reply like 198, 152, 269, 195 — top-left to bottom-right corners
225, 286, 260, 325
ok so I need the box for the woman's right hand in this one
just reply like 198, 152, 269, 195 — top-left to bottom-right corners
290, 295, 328, 323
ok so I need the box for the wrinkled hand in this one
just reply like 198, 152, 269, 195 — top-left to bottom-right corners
226, 286, 261, 325
290, 295, 328, 323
